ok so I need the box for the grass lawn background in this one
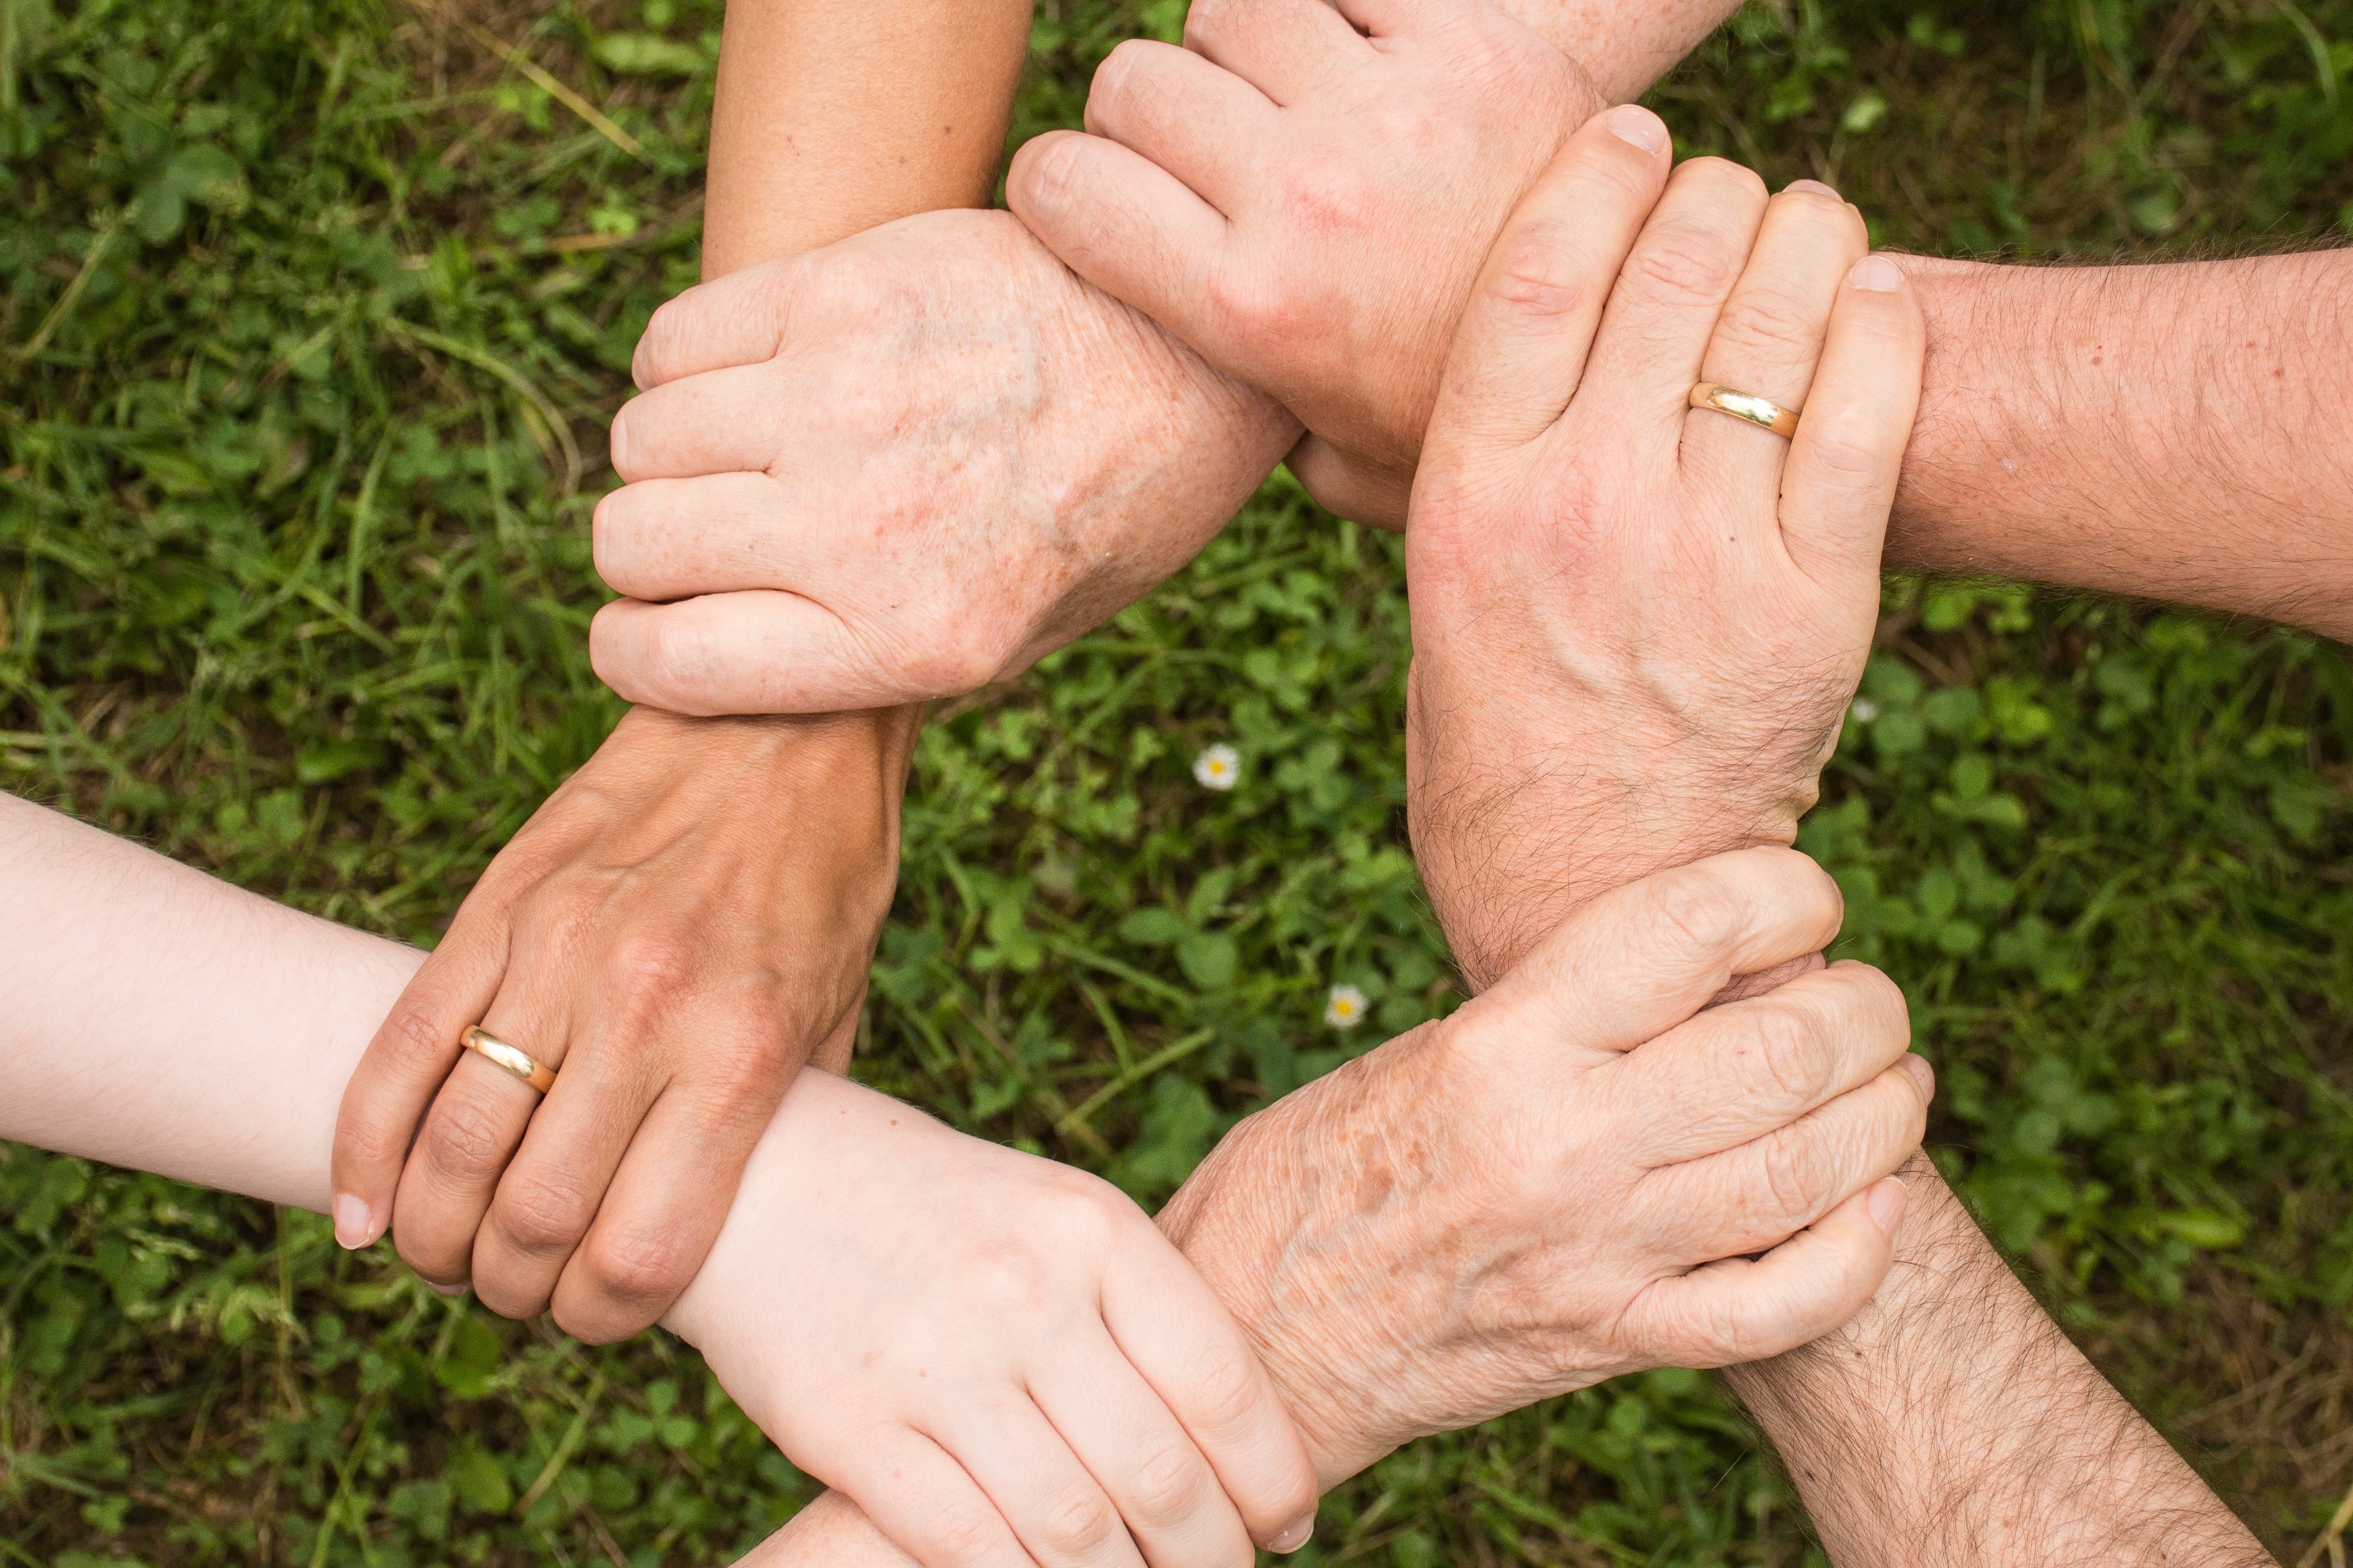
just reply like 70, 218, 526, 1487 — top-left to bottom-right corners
6, 0, 2353, 1562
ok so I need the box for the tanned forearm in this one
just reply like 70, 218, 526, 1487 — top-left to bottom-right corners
1895, 250, 2353, 639
1725, 1156, 2272, 1566
703, 0, 1030, 276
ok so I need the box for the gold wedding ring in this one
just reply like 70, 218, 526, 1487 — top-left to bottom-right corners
1689, 383, 1800, 439
460, 1026, 558, 1094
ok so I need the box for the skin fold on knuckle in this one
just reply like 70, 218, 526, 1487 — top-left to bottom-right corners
1035, 1478, 1121, 1562
415, 1090, 517, 1183
488, 1171, 597, 1261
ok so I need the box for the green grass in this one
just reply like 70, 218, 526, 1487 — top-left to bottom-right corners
6, 0, 2353, 1563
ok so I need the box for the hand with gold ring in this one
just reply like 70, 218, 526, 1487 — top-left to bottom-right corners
329, 705, 911, 1338
1403, 105, 1927, 991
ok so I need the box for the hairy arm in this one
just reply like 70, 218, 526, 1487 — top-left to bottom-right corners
1896, 251, 2353, 639
1725, 1157, 2272, 1566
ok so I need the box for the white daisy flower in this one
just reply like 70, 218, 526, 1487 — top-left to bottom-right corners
1324, 984, 1369, 1030
1849, 698, 1881, 724
1193, 743, 1241, 792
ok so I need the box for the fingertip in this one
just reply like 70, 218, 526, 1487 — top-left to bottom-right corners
1004, 129, 1087, 223
333, 1192, 378, 1250
1865, 1174, 1907, 1236
1267, 1514, 1316, 1554
1601, 103, 1668, 155
1900, 1052, 1935, 1105
1849, 253, 1904, 292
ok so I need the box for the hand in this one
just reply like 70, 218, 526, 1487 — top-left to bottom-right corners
1007, 0, 1597, 527
664, 1067, 1320, 1568
1158, 848, 1929, 1482
1402, 108, 1925, 990
586, 207, 1300, 716
330, 705, 913, 1341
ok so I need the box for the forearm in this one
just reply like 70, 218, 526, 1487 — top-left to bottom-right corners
1504, 0, 1743, 102
1725, 1158, 2269, 1566
1894, 250, 2353, 639
703, 0, 1030, 276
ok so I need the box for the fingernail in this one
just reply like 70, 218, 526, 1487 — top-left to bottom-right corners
1849, 254, 1903, 292
424, 1278, 468, 1298
1901, 1053, 1936, 1102
1786, 178, 1842, 199
1605, 104, 1668, 154
1267, 1515, 1316, 1554
332, 1193, 375, 1250
1866, 1177, 1907, 1236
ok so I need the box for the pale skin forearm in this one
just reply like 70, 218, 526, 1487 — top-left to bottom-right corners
1892, 250, 2353, 639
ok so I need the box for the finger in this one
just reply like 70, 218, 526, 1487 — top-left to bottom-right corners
1183, 0, 1370, 105
1006, 131, 1231, 370
836, 1429, 1042, 1568
628, 255, 808, 390
1284, 434, 1410, 531
1472, 846, 1847, 1058
606, 361, 790, 482
1624, 1178, 1906, 1366
388, 982, 568, 1292
1776, 252, 1927, 586
592, 472, 838, 603
1083, 41, 1277, 213
1028, 1349, 1253, 1568
1571, 156, 1769, 461
1655, 1061, 1930, 1260
590, 592, 927, 717
1680, 181, 1866, 499
1101, 1238, 1319, 1553
548, 1070, 784, 1343
1611, 962, 1912, 1165
933, 1394, 1148, 1568
468, 1028, 664, 1324
1422, 104, 1672, 461
332, 906, 511, 1251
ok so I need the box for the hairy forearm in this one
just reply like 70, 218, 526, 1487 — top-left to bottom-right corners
703, 0, 1030, 277
1503, 0, 1743, 102
1895, 250, 2353, 638
1725, 1158, 2270, 1566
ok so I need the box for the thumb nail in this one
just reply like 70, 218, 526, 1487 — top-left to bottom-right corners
332, 1193, 375, 1250
1267, 1515, 1316, 1554
1865, 1177, 1907, 1237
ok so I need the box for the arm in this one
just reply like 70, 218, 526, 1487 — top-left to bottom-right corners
330, 0, 1028, 1340
1891, 251, 2353, 639
1724, 1158, 2273, 1566
0, 790, 1922, 1568
1388, 98, 2271, 1568
1011, 0, 2353, 646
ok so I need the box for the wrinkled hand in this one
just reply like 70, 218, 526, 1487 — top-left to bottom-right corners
664, 1066, 1318, 1568
1159, 848, 1927, 1483
1404, 108, 1925, 989
587, 208, 1299, 716
1008, 0, 1597, 527
331, 706, 911, 1341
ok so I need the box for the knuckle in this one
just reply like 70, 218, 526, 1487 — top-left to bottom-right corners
1684, 155, 1770, 206
1037, 1482, 1120, 1560
1743, 1000, 1834, 1110
925, 1499, 1006, 1567
1629, 222, 1742, 308
1486, 225, 1597, 325
1643, 871, 1744, 965
377, 1001, 460, 1074
1710, 286, 1820, 365
577, 1223, 695, 1311
607, 923, 702, 1000
1756, 1128, 1824, 1223
490, 1173, 596, 1259
1123, 1436, 1208, 1528
647, 613, 717, 700
1178, 1343, 1265, 1438
418, 1091, 517, 1179
1272, 156, 1374, 242
1015, 131, 1088, 216
1181, 0, 1232, 50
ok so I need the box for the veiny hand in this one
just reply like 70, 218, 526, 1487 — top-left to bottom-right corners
663, 1067, 1319, 1568
587, 207, 1299, 716
1008, 0, 1598, 527
331, 705, 913, 1341
1403, 107, 1926, 990
1159, 847, 1929, 1482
